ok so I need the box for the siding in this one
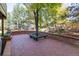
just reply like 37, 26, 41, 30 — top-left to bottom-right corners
0, 3, 7, 18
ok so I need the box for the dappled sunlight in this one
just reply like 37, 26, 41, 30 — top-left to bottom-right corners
0, 3, 79, 56
72, 32, 79, 35
6, 3, 79, 34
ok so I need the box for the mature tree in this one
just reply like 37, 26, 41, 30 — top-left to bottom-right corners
24, 3, 62, 35
7, 12, 14, 30
12, 4, 29, 30
67, 3, 79, 31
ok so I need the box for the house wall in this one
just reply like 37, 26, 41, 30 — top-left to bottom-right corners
0, 3, 7, 18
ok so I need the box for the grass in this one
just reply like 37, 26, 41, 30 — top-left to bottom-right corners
0, 31, 7, 36
0, 33, 1, 36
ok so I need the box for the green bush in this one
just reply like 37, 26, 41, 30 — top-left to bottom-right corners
55, 29, 66, 34
59, 29, 65, 33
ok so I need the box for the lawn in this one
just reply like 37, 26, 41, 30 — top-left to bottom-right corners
0, 31, 7, 36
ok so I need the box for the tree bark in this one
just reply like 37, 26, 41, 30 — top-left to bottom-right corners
33, 9, 39, 36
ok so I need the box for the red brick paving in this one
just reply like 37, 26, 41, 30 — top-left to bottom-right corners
11, 34, 79, 56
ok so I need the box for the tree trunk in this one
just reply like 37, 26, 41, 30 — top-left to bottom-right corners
39, 17, 42, 30
33, 9, 39, 36
16, 21, 18, 30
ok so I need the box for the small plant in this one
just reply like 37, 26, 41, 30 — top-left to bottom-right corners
55, 29, 66, 34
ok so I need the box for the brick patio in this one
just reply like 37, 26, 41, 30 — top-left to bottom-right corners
11, 34, 79, 56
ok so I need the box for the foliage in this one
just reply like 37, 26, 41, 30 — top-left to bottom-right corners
12, 4, 33, 30
24, 3, 62, 31
6, 3, 79, 32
